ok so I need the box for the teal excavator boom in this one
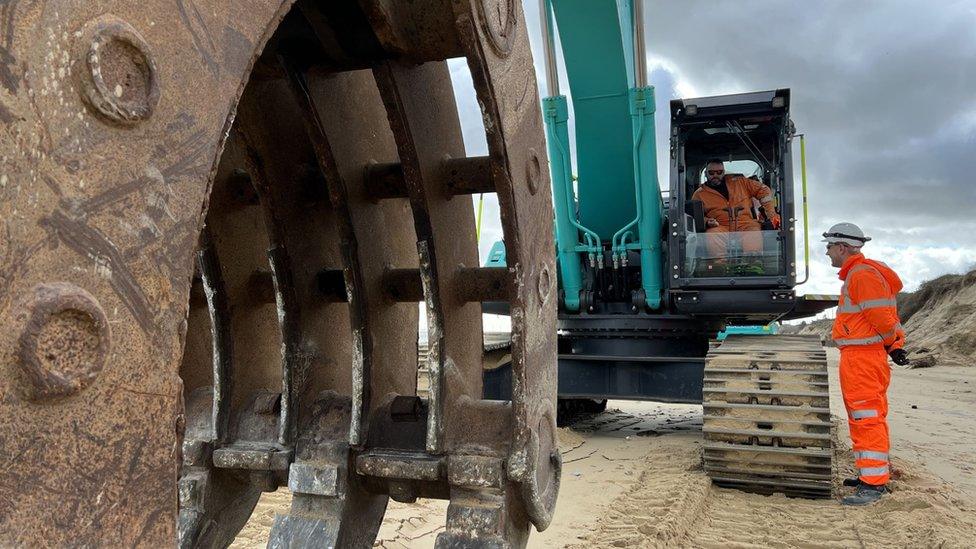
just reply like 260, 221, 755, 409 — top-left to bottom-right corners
542, 0, 662, 311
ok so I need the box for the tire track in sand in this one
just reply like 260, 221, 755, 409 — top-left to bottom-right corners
573, 431, 976, 549
570, 434, 711, 548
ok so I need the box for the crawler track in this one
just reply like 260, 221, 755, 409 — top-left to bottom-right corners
702, 335, 833, 498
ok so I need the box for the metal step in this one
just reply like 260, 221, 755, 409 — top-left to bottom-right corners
702, 415, 832, 430
708, 475, 831, 498
703, 387, 826, 398
702, 425, 831, 438
704, 367, 828, 376
703, 454, 832, 472
702, 440, 833, 458
704, 465, 832, 482
704, 378, 830, 389
703, 402, 830, 414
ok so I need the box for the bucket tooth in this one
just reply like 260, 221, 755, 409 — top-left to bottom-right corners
179, 388, 287, 548
267, 393, 388, 548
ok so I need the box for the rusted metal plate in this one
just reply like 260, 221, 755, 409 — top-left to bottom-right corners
2, 0, 556, 546
300, 64, 421, 426
0, 1, 296, 544
372, 58, 495, 456
449, 0, 561, 530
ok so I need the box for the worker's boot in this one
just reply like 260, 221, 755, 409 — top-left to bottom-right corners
841, 483, 886, 506
842, 476, 860, 487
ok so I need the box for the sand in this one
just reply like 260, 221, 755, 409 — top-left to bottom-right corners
231, 350, 976, 548
899, 269, 976, 367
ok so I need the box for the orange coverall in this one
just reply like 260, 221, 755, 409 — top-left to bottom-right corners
832, 254, 905, 486
691, 175, 777, 258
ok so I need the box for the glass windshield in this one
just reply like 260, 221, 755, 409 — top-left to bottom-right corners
681, 227, 784, 278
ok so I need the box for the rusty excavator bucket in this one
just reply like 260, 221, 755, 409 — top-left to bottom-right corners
0, 1, 558, 546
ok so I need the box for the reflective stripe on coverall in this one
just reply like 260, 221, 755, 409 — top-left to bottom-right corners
831, 254, 905, 485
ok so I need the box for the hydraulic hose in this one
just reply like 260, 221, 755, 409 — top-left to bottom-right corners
610, 103, 646, 257
545, 110, 600, 250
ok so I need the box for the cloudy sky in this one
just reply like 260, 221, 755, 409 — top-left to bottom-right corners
448, 0, 976, 308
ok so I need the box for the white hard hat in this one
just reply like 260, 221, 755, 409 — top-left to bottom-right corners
822, 222, 870, 247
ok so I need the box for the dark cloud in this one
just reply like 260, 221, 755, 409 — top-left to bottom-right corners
641, 0, 976, 242
450, 1, 976, 294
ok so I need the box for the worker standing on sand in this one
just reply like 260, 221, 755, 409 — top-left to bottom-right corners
823, 222, 910, 505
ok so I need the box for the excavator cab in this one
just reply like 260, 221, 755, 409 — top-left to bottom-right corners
668, 89, 799, 324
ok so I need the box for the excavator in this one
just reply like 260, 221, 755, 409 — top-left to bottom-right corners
482, 0, 837, 499
0, 0, 833, 547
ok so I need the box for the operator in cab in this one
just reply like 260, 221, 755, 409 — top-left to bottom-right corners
692, 159, 781, 261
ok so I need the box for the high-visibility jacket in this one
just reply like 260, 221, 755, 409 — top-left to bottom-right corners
691, 175, 776, 232
831, 254, 905, 350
